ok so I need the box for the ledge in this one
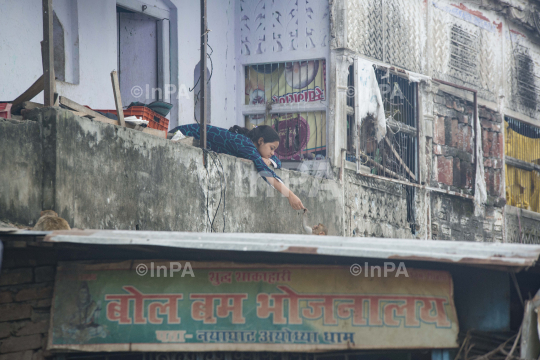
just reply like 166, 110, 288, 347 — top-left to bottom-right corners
505, 205, 540, 221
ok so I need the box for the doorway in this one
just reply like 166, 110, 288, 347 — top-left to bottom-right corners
117, 6, 158, 106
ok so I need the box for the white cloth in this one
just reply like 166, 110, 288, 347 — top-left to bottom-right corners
408, 72, 431, 83
474, 111, 487, 215
124, 116, 149, 126
356, 59, 386, 141
171, 130, 186, 141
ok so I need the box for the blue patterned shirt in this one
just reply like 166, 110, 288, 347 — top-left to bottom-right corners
171, 124, 282, 183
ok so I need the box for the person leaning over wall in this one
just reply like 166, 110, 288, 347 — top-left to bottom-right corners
169, 123, 307, 210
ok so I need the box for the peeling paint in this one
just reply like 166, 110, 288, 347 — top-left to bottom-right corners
433, 1, 498, 33
450, 3, 490, 22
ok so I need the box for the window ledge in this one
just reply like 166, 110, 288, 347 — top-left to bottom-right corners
242, 102, 327, 115
505, 205, 540, 221
344, 160, 371, 174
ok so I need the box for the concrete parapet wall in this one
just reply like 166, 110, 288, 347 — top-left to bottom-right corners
0, 108, 343, 234
0, 119, 43, 226
505, 205, 540, 244
2, 107, 522, 241
430, 193, 503, 242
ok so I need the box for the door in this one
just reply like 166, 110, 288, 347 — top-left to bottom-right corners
117, 9, 158, 107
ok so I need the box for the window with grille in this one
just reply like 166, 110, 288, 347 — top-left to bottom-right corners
356, 68, 418, 183
505, 116, 540, 213
448, 24, 479, 86
243, 60, 327, 163
347, 65, 419, 234
512, 45, 540, 117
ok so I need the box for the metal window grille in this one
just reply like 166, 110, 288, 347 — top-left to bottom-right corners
357, 68, 418, 183
504, 116, 540, 214
512, 45, 540, 114
350, 66, 418, 234
244, 61, 326, 107
244, 111, 326, 162
448, 24, 479, 85
243, 60, 327, 164
243, 59, 326, 165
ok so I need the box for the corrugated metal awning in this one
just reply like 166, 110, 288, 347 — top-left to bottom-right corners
6, 230, 534, 268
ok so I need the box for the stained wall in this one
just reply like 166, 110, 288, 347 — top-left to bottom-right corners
340, 0, 540, 242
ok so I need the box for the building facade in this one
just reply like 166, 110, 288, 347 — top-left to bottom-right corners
3, 1, 540, 359
2, 1, 540, 238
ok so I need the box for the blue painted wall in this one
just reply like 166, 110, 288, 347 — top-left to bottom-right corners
451, 266, 510, 332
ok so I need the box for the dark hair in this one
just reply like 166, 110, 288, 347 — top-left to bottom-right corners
229, 125, 280, 144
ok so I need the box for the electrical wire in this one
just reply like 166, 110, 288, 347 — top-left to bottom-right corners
188, 35, 225, 232
192, 41, 214, 124
172, 30, 223, 231
202, 148, 226, 232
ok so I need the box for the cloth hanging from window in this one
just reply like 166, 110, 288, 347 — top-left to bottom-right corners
356, 58, 386, 142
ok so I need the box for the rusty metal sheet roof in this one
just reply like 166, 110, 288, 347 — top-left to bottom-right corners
17, 230, 539, 268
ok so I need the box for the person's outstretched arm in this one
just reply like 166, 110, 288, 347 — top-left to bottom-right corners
234, 138, 306, 210
265, 177, 306, 210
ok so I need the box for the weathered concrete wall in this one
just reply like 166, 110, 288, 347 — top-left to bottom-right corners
333, 0, 540, 242
2, 107, 518, 241
0, 119, 43, 226
479, 105, 505, 202
505, 205, 540, 244
430, 193, 503, 242
2, 108, 343, 235
345, 170, 413, 238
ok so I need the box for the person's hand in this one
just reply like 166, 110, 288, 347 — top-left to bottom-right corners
262, 158, 272, 167
288, 193, 306, 210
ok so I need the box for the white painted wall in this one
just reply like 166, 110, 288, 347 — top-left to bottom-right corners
0, 0, 117, 108
0, 0, 329, 132
0, 0, 171, 112
52, 0, 79, 84
0, 0, 43, 102
235, 0, 331, 126
169, 0, 330, 130
56, 0, 117, 109
171, 0, 237, 129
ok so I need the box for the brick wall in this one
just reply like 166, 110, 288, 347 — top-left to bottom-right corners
432, 91, 504, 200
430, 91, 505, 242
479, 106, 504, 200
432, 92, 475, 192
0, 245, 56, 360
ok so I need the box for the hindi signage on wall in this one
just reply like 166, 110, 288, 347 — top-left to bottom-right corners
49, 261, 458, 352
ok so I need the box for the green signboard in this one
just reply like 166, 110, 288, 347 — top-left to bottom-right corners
49, 261, 458, 352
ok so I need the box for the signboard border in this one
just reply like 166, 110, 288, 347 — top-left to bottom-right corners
48, 260, 459, 353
